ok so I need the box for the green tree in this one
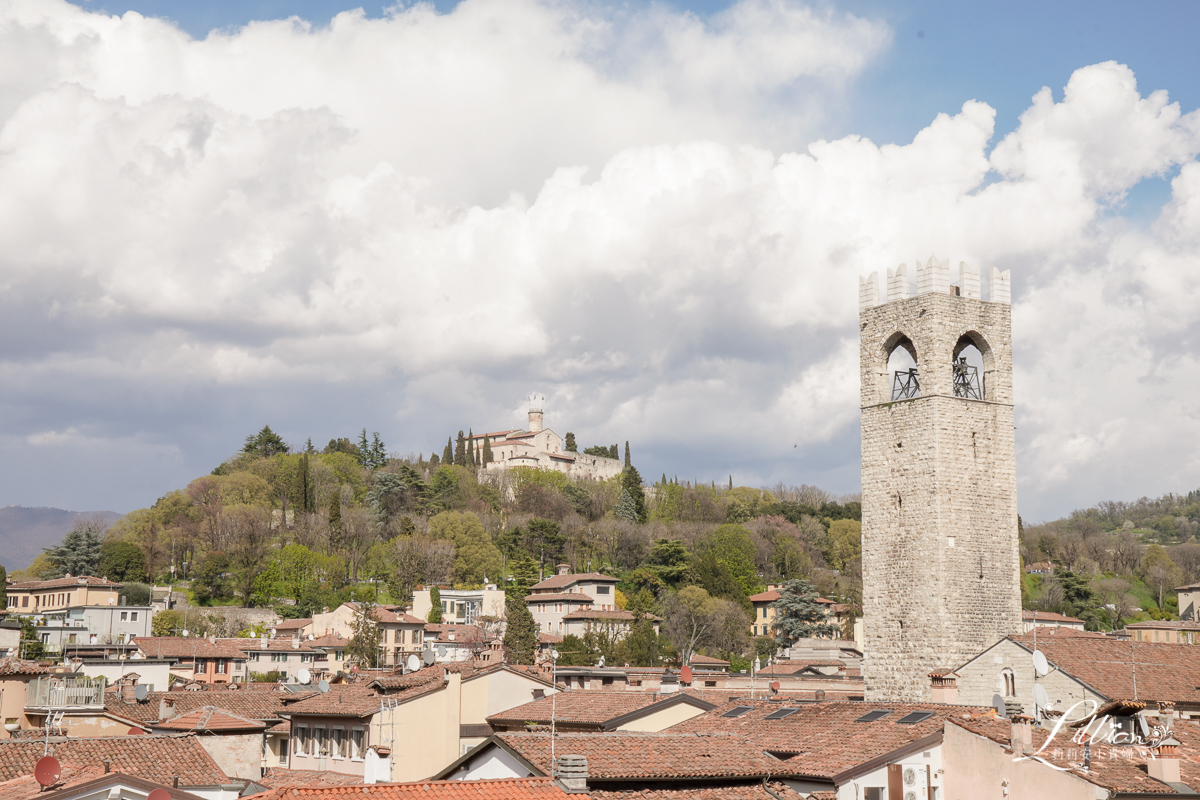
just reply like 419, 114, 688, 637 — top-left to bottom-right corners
370, 432, 387, 469
428, 585, 443, 623
624, 441, 631, 469
44, 519, 104, 578
556, 633, 592, 666
467, 430, 476, 468
442, 437, 453, 466
645, 539, 691, 586
825, 520, 862, 572
482, 436, 493, 465
0, 564, 5, 608
506, 555, 539, 600
621, 465, 647, 522
502, 596, 537, 664
152, 609, 184, 636
564, 433, 577, 453
663, 586, 734, 664
329, 492, 343, 547
428, 511, 503, 586
19, 617, 45, 660
120, 582, 152, 606
1141, 545, 1184, 610
610, 444, 618, 459
346, 601, 382, 668
243, 425, 289, 457
98, 541, 147, 582
614, 489, 640, 522
193, 551, 232, 605
454, 431, 466, 467
687, 550, 746, 607
583, 445, 610, 458
695, 524, 760, 598
770, 579, 837, 647
617, 615, 667, 667
358, 429, 371, 467
324, 437, 361, 458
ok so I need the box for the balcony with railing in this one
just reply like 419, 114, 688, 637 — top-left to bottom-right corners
24, 676, 105, 710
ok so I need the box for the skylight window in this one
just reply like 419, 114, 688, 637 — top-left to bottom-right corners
721, 706, 754, 718
764, 707, 800, 720
896, 711, 935, 725
855, 710, 892, 723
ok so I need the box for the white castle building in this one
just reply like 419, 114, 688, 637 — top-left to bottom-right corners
472, 394, 624, 481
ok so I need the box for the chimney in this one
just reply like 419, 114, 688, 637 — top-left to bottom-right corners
929, 669, 958, 704
159, 697, 177, 721
261, 635, 269, 651
1148, 735, 1182, 785
1009, 714, 1033, 758
292, 636, 300, 650
1158, 700, 1176, 730
104, 759, 111, 774
814, 689, 826, 701
554, 755, 588, 792
556, 564, 570, 576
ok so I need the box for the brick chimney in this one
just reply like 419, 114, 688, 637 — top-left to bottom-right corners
292, 636, 300, 650
1009, 714, 1033, 757
555, 755, 588, 792
1148, 735, 1182, 784
159, 697, 177, 721
557, 564, 570, 576
928, 669, 958, 704
1158, 700, 1176, 730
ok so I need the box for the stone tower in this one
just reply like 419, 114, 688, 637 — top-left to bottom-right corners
859, 256, 1021, 702
528, 392, 545, 433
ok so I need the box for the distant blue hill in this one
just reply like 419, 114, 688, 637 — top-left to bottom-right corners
0, 506, 124, 572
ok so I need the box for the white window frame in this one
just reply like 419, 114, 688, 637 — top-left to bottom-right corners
294, 727, 308, 756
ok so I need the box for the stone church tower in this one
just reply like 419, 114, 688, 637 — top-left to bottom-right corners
859, 257, 1022, 702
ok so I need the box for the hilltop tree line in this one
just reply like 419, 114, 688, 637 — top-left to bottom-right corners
9, 424, 863, 669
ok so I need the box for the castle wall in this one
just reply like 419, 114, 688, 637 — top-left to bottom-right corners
859, 262, 1021, 702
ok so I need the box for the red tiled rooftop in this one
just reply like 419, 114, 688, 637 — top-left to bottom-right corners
589, 785, 804, 800
488, 691, 680, 727
153, 706, 267, 732
0, 735, 227, 785
104, 688, 295, 723
246, 778, 568, 800
748, 590, 781, 603
529, 572, 618, 591
0, 658, 53, 677
256, 769, 364, 788
134, 637, 248, 660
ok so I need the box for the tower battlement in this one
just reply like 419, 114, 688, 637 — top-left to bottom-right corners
859, 259, 1021, 702
859, 256, 1010, 309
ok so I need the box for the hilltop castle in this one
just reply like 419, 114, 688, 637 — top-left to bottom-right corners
470, 394, 624, 481
858, 257, 1022, 701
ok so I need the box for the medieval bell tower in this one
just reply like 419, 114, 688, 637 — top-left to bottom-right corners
859, 257, 1021, 702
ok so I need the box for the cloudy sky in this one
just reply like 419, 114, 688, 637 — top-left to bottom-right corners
2, 0, 1199, 522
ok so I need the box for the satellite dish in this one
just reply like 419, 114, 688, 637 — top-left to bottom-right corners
134, 684, 149, 701
317, 681, 330, 693
437, 646, 447, 658
680, 666, 693, 684
406, 655, 420, 672
422, 649, 437, 667
596, 656, 605, 668
181, 630, 189, 637
770, 680, 781, 694
297, 668, 311, 685
550, 649, 559, 661
992, 694, 1008, 718
127, 727, 145, 735
34, 757, 61, 787
147, 789, 171, 800
1032, 650, 1050, 677
1032, 683, 1049, 710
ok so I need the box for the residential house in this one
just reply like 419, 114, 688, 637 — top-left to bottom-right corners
282, 663, 556, 782
4, 577, 123, 614
268, 619, 313, 639
686, 654, 729, 672
423, 625, 496, 663
133, 637, 249, 685
0, 767, 216, 800
0, 620, 19, 658
952, 627, 1200, 721
0, 658, 57, 738
222, 637, 319, 682
310, 604, 425, 668
1024, 561, 1057, 575
749, 588, 856, 643
1125, 619, 1200, 643
412, 587, 507, 627
486, 691, 714, 733
1178, 582, 1200, 621
1022, 610, 1086, 632
307, 633, 351, 674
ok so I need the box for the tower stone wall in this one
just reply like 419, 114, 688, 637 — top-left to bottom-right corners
859, 257, 1021, 702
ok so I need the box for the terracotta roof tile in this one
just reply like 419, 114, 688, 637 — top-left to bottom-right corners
0, 658, 53, 677
529, 573, 618, 590
134, 637, 248, 660
1125, 620, 1200, 631
0, 763, 106, 800
246, 778, 568, 800
221, 639, 317, 653
280, 684, 386, 718
589, 784, 804, 800
495, 732, 781, 779
104, 688, 293, 723
1022, 610, 1085, 624
1007, 632, 1200, 702
152, 706, 268, 732
688, 655, 730, 666
670, 699, 980, 779
307, 634, 350, 648
0, 735, 227, 785
488, 691, 668, 727
561, 610, 656, 622
269, 619, 312, 630
748, 590, 781, 603
256, 769, 364, 788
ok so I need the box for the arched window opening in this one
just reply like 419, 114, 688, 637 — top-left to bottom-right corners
887, 337, 919, 400
1003, 669, 1016, 697
953, 334, 990, 400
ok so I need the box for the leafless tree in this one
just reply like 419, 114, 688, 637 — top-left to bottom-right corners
388, 536, 455, 603
1096, 577, 1137, 629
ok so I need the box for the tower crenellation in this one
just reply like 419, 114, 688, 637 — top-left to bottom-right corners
859, 255, 1021, 702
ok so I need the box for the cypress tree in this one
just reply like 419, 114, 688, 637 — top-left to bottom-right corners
564, 432, 577, 452
661, 473, 667, 486
454, 431, 466, 467
482, 436, 493, 465
429, 452, 441, 469
624, 441, 631, 468
329, 492, 343, 547
442, 437, 453, 466
729, 475, 733, 490
428, 586, 443, 623
305, 437, 315, 454
621, 465, 647, 522
358, 428, 371, 466
610, 444, 619, 459
467, 429, 476, 468
502, 596, 537, 665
